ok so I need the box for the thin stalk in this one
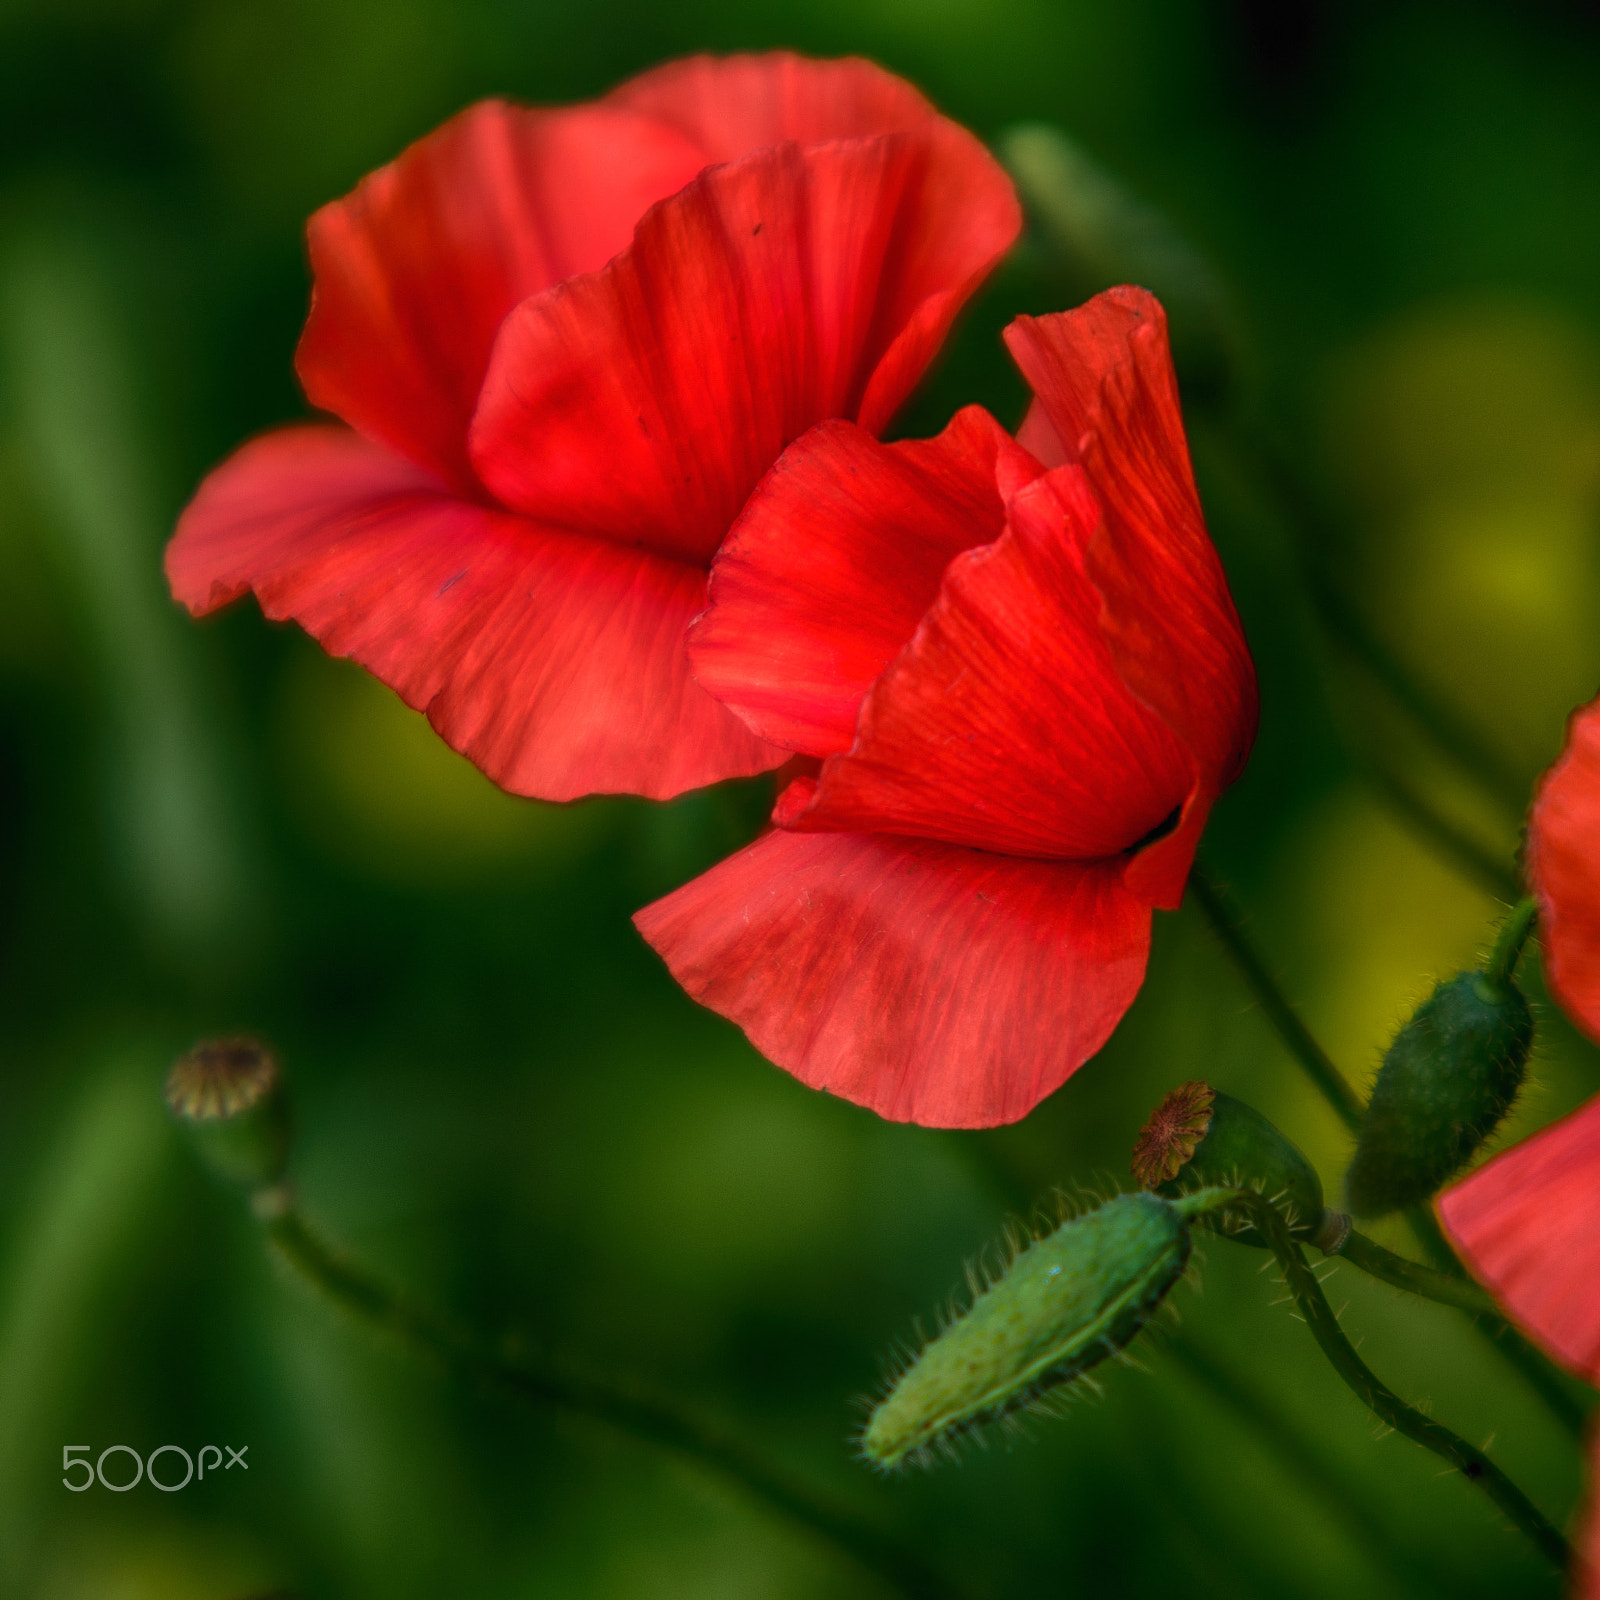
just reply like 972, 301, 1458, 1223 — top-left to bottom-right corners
1177, 1188, 1569, 1570
1486, 898, 1539, 991
1187, 864, 1366, 1132
1334, 1229, 1500, 1318
257, 1194, 964, 1600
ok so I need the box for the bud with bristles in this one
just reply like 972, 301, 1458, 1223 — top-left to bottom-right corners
861, 1192, 1189, 1470
165, 1037, 288, 1189
1134, 1082, 1327, 1247
1346, 971, 1532, 1218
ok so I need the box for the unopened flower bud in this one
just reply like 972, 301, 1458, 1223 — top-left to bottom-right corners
165, 1037, 289, 1189
1132, 1081, 1326, 1246
862, 1192, 1189, 1469
1346, 971, 1533, 1218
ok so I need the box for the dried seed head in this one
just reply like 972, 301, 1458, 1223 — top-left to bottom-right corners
166, 1038, 280, 1121
1131, 1080, 1215, 1187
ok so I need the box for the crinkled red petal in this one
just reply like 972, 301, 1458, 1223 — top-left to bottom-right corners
606, 51, 939, 159
635, 827, 1151, 1127
689, 408, 1032, 756
1005, 288, 1257, 905
778, 461, 1193, 863
1437, 1091, 1600, 1385
166, 425, 783, 800
1528, 695, 1600, 1043
296, 100, 707, 494
469, 131, 1021, 563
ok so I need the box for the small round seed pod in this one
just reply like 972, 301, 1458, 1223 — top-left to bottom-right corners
1133, 1081, 1328, 1247
1345, 971, 1533, 1218
166, 1037, 289, 1189
862, 1191, 1189, 1470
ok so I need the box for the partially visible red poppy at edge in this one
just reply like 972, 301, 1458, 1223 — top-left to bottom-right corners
165, 53, 1021, 801
1437, 694, 1600, 1597
637, 287, 1259, 1129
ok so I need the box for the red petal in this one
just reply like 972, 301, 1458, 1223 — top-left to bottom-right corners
634, 828, 1151, 1127
1437, 1092, 1600, 1385
166, 425, 782, 800
1528, 695, 1600, 1043
606, 52, 940, 159
780, 462, 1193, 862
689, 408, 1035, 756
1005, 289, 1257, 904
470, 133, 1021, 563
296, 100, 708, 494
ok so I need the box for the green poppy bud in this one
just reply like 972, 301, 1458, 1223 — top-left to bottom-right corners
1346, 971, 1533, 1218
862, 1192, 1189, 1470
1132, 1081, 1331, 1247
165, 1037, 289, 1190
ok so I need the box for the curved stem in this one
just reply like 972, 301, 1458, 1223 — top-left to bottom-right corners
1176, 1189, 1569, 1570
1486, 898, 1539, 991
256, 1192, 964, 1600
1187, 865, 1366, 1132
1334, 1229, 1501, 1317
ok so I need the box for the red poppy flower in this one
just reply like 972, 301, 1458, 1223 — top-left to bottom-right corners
1435, 695, 1600, 1385
635, 287, 1258, 1127
164, 54, 1020, 801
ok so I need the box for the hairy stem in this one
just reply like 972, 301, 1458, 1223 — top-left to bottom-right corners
1334, 1228, 1501, 1317
256, 1192, 964, 1600
1486, 898, 1539, 991
1187, 865, 1366, 1132
1177, 1189, 1570, 1569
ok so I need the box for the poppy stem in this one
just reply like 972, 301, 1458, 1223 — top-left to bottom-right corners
1176, 1189, 1571, 1571
1186, 865, 1366, 1132
1332, 1227, 1501, 1316
251, 1187, 966, 1600
1485, 897, 1539, 991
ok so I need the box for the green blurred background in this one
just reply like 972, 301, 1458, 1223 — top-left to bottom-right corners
2, 0, 1600, 1595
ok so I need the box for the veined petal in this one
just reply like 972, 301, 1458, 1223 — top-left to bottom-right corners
470, 133, 1021, 563
166, 426, 783, 800
690, 408, 1032, 756
1437, 1092, 1600, 1385
635, 828, 1151, 1128
779, 462, 1193, 862
1005, 289, 1257, 904
1528, 695, 1600, 1043
606, 51, 940, 158
297, 100, 708, 494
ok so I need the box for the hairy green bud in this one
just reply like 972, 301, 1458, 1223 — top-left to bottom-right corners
862, 1192, 1189, 1470
165, 1037, 289, 1189
1346, 972, 1533, 1218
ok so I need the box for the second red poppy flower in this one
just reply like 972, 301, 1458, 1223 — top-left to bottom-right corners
637, 287, 1259, 1128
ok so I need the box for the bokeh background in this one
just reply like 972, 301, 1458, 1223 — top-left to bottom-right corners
2, 0, 1600, 1595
